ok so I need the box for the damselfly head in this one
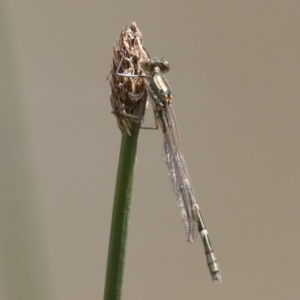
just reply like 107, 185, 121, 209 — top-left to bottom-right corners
141, 58, 170, 74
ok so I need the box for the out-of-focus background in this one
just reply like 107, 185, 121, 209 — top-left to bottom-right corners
1, 1, 299, 299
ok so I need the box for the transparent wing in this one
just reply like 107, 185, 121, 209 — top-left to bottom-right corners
161, 102, 198, 243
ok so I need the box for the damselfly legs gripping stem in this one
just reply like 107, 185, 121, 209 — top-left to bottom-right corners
110, 23, 221, 282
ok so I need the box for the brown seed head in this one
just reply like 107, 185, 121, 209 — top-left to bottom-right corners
109, 22, 149, 135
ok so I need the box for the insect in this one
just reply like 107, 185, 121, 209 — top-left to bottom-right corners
116, 50, 221, 282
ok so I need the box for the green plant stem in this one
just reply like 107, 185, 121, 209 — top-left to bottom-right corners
103, 123, 141, 300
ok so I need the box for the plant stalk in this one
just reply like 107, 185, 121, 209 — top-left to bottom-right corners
103, 124, 140, 300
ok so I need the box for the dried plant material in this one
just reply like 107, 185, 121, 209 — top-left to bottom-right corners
109, 22, 149, 136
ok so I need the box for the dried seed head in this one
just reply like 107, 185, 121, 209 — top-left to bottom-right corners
109, 22, 149, 135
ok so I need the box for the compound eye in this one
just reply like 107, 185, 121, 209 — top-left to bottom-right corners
141, 59, 152, 72
159, 60, 170, 74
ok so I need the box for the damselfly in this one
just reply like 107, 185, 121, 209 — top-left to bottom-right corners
116, 51, 221, 282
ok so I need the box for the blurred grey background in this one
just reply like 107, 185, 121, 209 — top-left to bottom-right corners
1, 0, 299, 299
